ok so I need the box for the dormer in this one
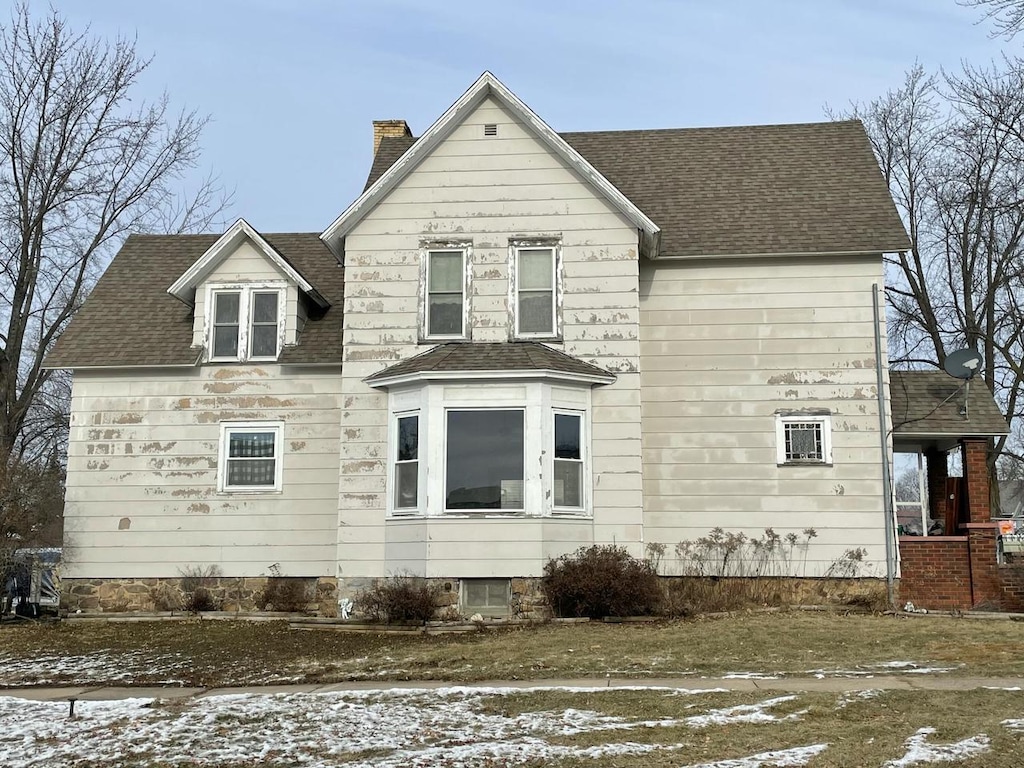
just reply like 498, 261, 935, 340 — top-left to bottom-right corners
167, 218, 330, 363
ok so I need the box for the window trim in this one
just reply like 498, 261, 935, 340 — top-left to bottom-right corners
510, 241, 561, 340
218, 421, 284, 493
443, 407, 526, 513
421, 245, 470, 341
775, 412, 833, 466
205, 282, 287, 363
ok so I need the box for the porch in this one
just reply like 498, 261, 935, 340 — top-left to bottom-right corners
891, 370, 1014, 611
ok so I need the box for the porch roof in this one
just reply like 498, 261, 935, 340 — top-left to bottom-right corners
891, 370, 1008, 451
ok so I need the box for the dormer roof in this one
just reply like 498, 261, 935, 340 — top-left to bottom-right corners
168, 218, 329, 308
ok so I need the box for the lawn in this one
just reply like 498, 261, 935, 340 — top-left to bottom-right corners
4, 611, 1024, 766
1, 611, 1024, 687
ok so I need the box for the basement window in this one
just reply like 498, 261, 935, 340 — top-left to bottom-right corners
462, 578, 509, 617
776, 413, 832, 466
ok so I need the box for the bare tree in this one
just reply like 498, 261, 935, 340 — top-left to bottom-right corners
0, 4, 228, 466
960, 0, 1024, 38
832, 60, 1024, 499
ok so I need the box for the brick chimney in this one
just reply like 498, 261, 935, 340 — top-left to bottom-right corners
372, 120, 412, 155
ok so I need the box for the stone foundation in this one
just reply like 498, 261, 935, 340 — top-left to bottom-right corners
62, 576, 338, 616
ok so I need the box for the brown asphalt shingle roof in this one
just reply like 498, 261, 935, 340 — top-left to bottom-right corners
45, 233, 342, 368
891, 370, 1008, 437
365, 342, 615, 383
367, 120, 910, 258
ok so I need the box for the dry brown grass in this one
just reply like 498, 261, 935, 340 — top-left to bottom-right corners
2, 611, 1024, 687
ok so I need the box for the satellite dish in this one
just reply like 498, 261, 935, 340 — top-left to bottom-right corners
944, 347, 982, 380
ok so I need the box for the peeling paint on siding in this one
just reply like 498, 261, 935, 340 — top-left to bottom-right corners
118, 518, 131, 530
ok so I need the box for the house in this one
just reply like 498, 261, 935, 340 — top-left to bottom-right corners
48, 71, 1006, 616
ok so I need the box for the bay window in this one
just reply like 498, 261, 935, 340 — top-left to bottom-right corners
386, 381, 591, 517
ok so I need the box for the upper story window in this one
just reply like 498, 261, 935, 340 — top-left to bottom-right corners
207, 284, 285, 362
776, 412, 833, 466
219, 421, 283, 492
512, 243, 559, 338
424, 248, 468, 339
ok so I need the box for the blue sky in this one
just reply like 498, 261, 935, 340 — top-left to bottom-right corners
38, 0, 1011, 233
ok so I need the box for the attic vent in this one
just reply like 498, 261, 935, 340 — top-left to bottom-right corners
483, 123, 498, 137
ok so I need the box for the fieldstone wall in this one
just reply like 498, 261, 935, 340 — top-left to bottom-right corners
62, 576, 338, 616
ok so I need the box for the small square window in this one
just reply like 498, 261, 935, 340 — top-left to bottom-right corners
462, 578, 509, 617
220, 422, 283, 492
776, 413, 832, 465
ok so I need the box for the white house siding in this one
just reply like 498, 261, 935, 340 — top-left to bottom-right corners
639, 255, 890, 577
64, 364, 342, 579
339, 95, 643, 579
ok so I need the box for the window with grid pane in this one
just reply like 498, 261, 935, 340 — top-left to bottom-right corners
220, 423, 282, 491
776, 413, 832, 465
515, 247, 555, 336
426, 250, 465, 337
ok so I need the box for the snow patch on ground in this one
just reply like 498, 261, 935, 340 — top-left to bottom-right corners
681, 743, 829, 767
0, 687, 808, 767
0, 651, 192, 687
835, 689, 882, 709
882, 727, 991, 767
806, 661, 959, 679
684, 696, 806, 728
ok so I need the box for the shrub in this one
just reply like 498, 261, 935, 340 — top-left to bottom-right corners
358, 574, 440, 623
179, 564, 222, 613
149, 582, 183, 612
259, 577, 311, 612
542, 545, 662, 618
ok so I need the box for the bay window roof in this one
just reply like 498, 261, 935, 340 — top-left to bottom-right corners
365, 342, 616, 388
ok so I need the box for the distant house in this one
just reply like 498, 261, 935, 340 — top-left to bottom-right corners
45, 72, 1012, 616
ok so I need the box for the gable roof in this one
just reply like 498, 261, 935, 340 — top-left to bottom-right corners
322, 71, 661, 260
366, 120, 910, 259
167, 218, 328, 308
891, 370, 1008, 438
365, 342, 616, 388
44, 233, 342, 369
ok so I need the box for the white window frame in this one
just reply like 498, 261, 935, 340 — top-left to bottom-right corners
391, 411, 422, 515
385, 381, 592, 518
443, 407, 526, 513
205, 282, 287, 363
510, 242, 560, 340
552, 409, 587, 512
422, 246, 470, 341
775, 413, 833, 466
218, 421, 284, 493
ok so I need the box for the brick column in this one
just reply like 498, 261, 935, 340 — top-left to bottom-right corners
962, 438, 991, 524
925, 448, 949, 524
966, 523, 1001, 608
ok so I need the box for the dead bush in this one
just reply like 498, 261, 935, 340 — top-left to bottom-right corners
259, 577, 311, 612
542, 545, 662, 619
149, 582, 182, 612
179, 565, 222, 613
358, 574, 439, 623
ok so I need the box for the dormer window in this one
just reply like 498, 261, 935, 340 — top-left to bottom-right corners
207, 284, 285, 362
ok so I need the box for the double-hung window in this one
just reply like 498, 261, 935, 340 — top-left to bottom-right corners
553, 412, 584, 509
219, 422, 283, 492
425, 249, 466, 338
208, 285, 284, 362
394, 413, 420, 511
514, 245, 557, 337
445, 409, 525, 511
776, 413, 832, 465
